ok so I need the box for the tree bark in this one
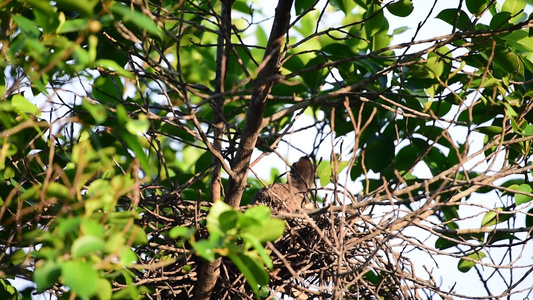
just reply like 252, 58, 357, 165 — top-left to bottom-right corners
193, 0, 231, 299
194, 0, 294, 298
226, 0, 294, 208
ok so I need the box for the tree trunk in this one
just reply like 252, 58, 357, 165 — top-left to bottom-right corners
194, 0, 294, 299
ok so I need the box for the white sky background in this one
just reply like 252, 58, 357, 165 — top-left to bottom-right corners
8, 0, 533, 299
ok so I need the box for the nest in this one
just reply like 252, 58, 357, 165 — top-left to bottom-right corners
133, 193, 438, 299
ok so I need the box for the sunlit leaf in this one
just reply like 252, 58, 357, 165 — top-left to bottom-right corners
61, 261, 99, 298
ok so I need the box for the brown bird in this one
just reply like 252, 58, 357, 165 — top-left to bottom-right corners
252, 157, 314, 213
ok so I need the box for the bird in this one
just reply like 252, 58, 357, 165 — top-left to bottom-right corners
251, 156, 314, 213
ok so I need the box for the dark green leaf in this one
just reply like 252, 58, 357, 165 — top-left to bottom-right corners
387, 0, 414, 17
435, 236, 458, 250
56, 0, 98, 16
295, 0, 315, 15
475, 126, 503, 135
436, 9, 472, 31
465, 0, 489, 16
364, 135, 395, 172
457, 251, 486, 272
525, 208, 533, 228
490, 12, 512, 29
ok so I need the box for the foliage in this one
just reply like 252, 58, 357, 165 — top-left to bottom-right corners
170, 202, 284, 295
0, 0, 533, 299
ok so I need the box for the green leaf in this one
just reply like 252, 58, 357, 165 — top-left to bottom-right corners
57, 19, 89, 34
55, 0, 99, 17
295, 0, 315, 15
480, 78, 500, 88
34, 260, 61, 293
363, 270, 381, 285
525, 208, 533, 228
33, 6, 60, 34
501, 0, 526, 21
115, 106, 151, 173
435, 237, 457, 250
475, 126, 503, 135
487, 232, 520, 244
241, 233, 273, 269
57, 217, 82, 236
110, 4, 164, 39
330, 0, 356, 14
91, 59, 133, 79
12, 94, 39, 116
219, 210, 240, 233
244, 205, 271, 221
490, 12, 512, 30
206, 201, 233, 236
61, 261, 99, 298
481, 207, 513, 227
387, 0, 414, 17
169, 226, 196, 239
436, 9, 472, 31
45, 182, 70, 200
465, 0, 489, 16
317, 159, 350, 187
71, 236, 105, 258
95, 278, 112, 300
9, 249, 26, 266
300, 56, 329, 92
23, 0, 55, 15
365, 4, 386, 37
0, 278, 20, 300
243, 218, 285, 243
119, 247, 138, 265
523, 125, 533, 136
457, 251, 486, 272
81, 100, 107, 124
125, 113, 149, 135
127, 225, 148, 246
392, 26, 409, 35
364, 135, 395, 172
80, 219, 105, 238
514, 184, 533, 205
12, 15, 40, 38
193, 239, 218, 262
228, 253, 268, 295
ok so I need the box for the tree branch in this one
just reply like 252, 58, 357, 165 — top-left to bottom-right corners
225, 0, 295, 208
